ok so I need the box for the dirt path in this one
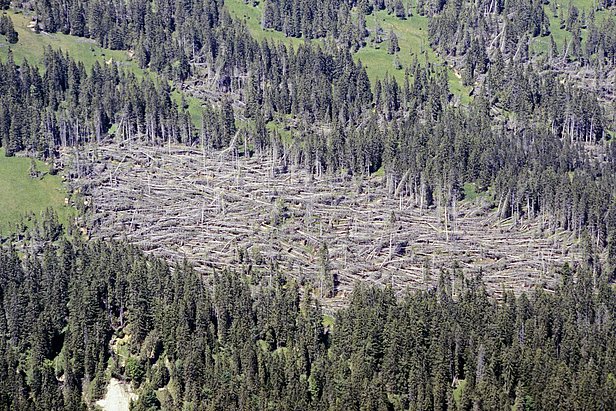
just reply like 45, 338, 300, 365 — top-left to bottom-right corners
95, 378, 137, 411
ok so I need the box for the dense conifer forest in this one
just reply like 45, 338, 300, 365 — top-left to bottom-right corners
0, 0, 615, 409
1, 219, 615, 410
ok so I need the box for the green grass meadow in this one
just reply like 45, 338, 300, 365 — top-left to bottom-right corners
0, 148, 73, 234
358, 11, 435, 79
0, 11, 138, 71
226, 0, 304, 47
531, 1, 616, 56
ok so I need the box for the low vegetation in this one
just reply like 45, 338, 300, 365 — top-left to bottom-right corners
0, 148, 71, 234
0, 11, 136, 70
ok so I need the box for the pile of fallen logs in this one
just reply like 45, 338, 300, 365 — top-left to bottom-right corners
65, 143, 581, 303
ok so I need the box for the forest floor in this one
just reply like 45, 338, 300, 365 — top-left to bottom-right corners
65, 143, 581, 305
0, 148, 73, 234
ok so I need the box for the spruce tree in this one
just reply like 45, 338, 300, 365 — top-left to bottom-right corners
388, 30, 400, 54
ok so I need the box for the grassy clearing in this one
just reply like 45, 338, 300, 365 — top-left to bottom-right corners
463, 183, 479, 202
0, 148, 73, 234
360, 11, 470, 102
0, 10, 138, 72
532, 2, 616, 56
322, 314, 335, 328
462, 182, 495, 205
358, 12, 435, 79
532, 4, 577, 54
266, 120, 294, 145
170, 83, 204, 129
569, 0, 599, 10
453, 379, 467, 408
225, 0, 303, 48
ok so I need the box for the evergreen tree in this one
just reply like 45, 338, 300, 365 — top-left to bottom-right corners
0, 15, 18, 43
394, 0, 407, 19
388, 30, 400, 54
220, 98, 236, 147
